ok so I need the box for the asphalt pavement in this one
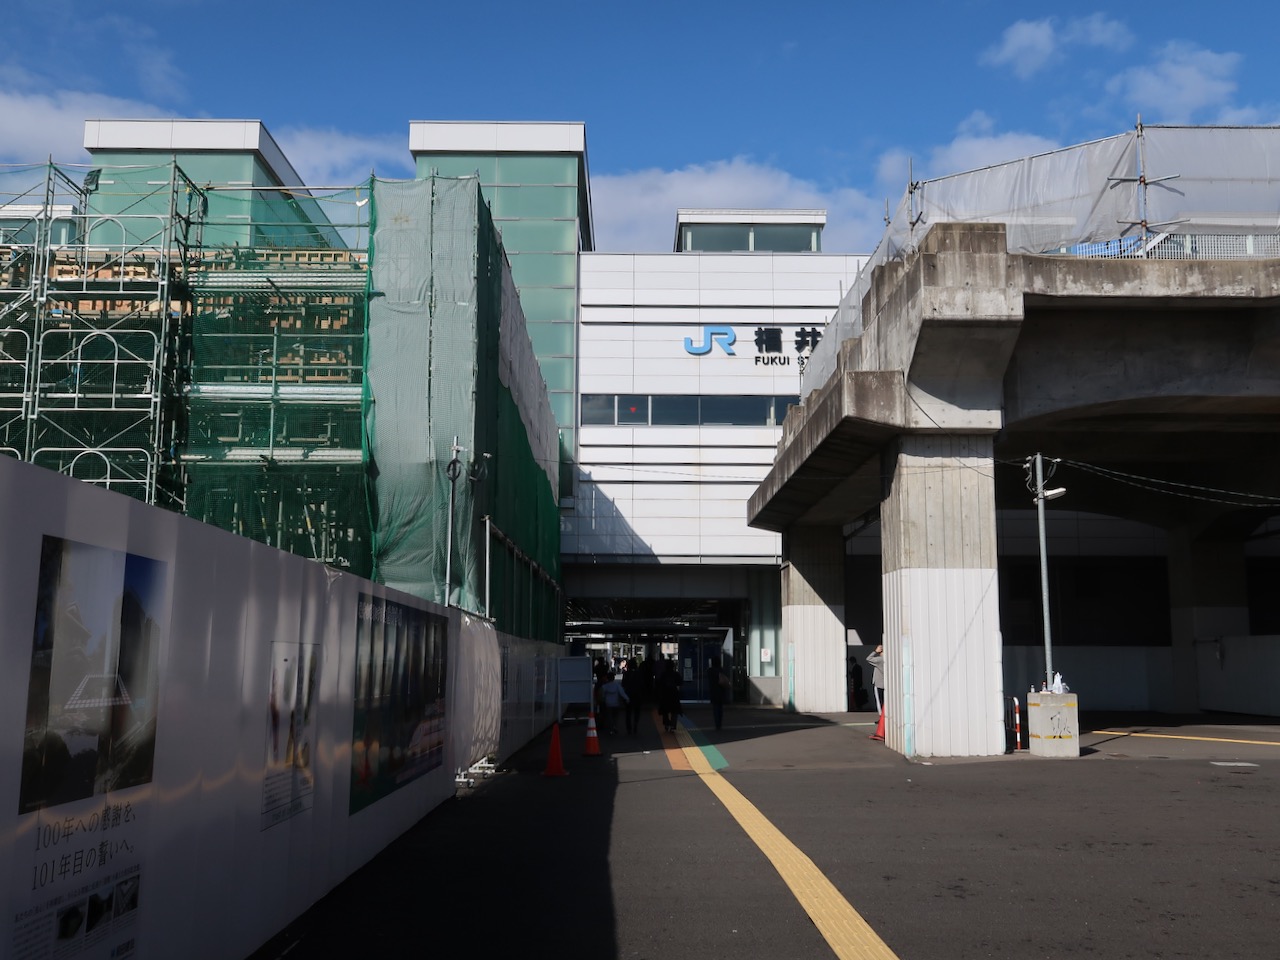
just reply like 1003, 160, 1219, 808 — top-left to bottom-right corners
248, 705, 1280, 960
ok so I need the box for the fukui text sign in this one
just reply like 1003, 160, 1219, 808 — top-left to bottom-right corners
682, 325, 823, 369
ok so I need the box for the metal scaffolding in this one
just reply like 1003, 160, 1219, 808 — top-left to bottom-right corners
178, 182, 373, 570
0, 161, 203, 506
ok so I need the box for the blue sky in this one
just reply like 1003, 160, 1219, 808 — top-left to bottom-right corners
3, 1, 1277, 252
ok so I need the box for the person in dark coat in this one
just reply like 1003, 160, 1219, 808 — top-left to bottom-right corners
707, 657, 730, 731
656, 659, 682, 733
621, 659, 645, 734
592, 656, 610, 714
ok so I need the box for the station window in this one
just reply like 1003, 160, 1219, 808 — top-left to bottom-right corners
682, 224, 751, 252
680, 223, 820, 253
582, 394, 801, 427
753, 224, 820, 252
581, 394, 615, 424
616, 395, 649, 424
651, 395, 699, 425
701, 395, 770, 425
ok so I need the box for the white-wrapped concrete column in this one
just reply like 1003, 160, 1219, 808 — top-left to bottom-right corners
781, 526, 847, 712
882, 435, 1005, 757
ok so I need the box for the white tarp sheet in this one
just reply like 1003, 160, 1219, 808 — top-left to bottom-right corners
803, 125, 1280, 396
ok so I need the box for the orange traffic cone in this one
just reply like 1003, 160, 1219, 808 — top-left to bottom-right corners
583, 712, 602, 757
542, 722, 568, 777
869, 705, 885, 742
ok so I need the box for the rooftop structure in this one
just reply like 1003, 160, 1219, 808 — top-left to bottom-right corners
84, 119, 306, 187
674, 208, 826, 252
411, 120, 593, 498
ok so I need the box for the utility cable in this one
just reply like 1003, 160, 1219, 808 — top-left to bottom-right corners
1059, 458, 1280, 508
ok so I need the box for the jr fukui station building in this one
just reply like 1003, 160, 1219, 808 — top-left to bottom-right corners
7, 119, 1280, 755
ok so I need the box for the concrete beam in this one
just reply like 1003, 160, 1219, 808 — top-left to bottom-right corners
749, 222, 1025, 531
752, 222, 1280, 536
1016, 253, 1280, 305
748, 369, 904, 531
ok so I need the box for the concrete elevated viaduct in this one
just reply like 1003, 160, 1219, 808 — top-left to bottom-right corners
749, 221, 1280, 757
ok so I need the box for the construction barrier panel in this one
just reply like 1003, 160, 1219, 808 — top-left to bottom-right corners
0, 455, 558, 960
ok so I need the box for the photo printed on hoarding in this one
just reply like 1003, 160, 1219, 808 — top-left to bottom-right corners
349, 594, 446, 814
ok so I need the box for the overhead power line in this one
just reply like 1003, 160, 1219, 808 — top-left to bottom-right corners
1060, 459, 1280, 509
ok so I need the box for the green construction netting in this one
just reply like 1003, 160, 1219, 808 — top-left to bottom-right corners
3, 161, 562, 642
185, 230, 371, 572
184, 462, 372, 573
366, 176, 561, 637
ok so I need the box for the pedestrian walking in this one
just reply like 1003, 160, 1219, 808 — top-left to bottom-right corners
621, 659, 644, 734
657, 660, 682, 733
866, 644, 885, 713
597, 671, 629, 735
707, 657, 730, 730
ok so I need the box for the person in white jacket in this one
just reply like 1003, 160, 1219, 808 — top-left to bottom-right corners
865, 644, 885, 713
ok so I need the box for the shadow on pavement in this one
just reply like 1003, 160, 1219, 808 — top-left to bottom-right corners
246, 720, 624, 959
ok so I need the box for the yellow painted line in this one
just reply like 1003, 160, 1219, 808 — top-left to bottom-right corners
1093, 730, 1280, 747
671, 725, 900, 960
653, 708, 692, 770
664, 741, 693, 769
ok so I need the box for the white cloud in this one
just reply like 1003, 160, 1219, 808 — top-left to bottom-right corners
130, 47, 187, 103
982, 15, 1133, 79
590, 157, 885, 254
94, 15, 188, 104
875, 149, 912, 194
926, 130, 1062, 181
274, 126, 413, 187
956, 111, 997, 138
1107, 42, 1242, 123
1216, 104, 1280, 125
0, 87, 167, 163
1061, 13, 1133, 51
982, 19, 1058, 80
875, 116, 1061, 192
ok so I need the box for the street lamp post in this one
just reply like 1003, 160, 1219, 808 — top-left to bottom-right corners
444, 436, 463, 607
1029, 453, 1066, 689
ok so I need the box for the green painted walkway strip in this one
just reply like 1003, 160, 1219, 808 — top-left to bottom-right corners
680, 720, 730, 771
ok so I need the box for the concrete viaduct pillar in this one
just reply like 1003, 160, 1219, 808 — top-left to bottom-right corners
781, 527, 847, 712
749, 223, 1023, 757
882, 435, 1005, 756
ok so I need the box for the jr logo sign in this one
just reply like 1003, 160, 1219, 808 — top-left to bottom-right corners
684, 325, 737, 356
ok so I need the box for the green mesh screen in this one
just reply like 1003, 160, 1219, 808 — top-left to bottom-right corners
184, 206, 371, 575
184, 462, 372, 573
365, 177, 476, 604
474, 197, 562, 641
365, 176, 561, 640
